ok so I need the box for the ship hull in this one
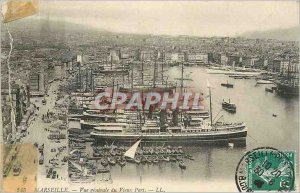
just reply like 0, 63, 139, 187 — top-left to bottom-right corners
276, 83, 299, 96
81, 122, 96, 130
207, 69, 261, 76
91, 130, 247, 147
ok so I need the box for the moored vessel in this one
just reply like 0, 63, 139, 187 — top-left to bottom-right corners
91, 81, 247, 146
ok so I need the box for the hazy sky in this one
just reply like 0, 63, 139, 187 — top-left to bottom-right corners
38, 1, 299, 37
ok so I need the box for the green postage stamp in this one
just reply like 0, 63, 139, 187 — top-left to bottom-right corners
235, 147, 296, 192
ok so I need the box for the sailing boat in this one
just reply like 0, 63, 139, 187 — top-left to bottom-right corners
124, 139, 141, 159
69, 161, 94, 177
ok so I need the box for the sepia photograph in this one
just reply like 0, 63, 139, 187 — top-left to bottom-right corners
0, 0, 299, 192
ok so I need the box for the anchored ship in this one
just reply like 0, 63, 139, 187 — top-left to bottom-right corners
90, 122, 247, 146
71, 57, 247, 146
275, 60, 299, 96
90, 62, 247, 146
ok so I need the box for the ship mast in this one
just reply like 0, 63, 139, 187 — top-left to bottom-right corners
112, 74, 115, 97
153, 51, 157, 88
161, 50, 164, 85
85, 69, 88, 92
209, 85, 213, 126
141, 53, 144, 85
131, 65, 134, 92
90, 68, 93, 92
122, 57, 125, 87
110, 52, 113, 70
180, 62, 184, 97
78, 61, 82, 91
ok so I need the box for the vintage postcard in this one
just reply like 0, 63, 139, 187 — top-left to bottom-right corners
0, 0, 299, 192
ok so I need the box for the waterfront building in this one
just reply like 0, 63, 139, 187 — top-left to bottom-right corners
187, 53, 208, 65
272, 58, 289, 73
1, 83, 29, 141
28, 69, 45, 97
228, 55, 241, 67
242, 56, 260, 68
220, 54, 228, 65
280, 60, 299, 77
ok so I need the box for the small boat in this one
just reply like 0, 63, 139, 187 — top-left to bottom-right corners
173, 148, 179, 154
97, 168, 110, 173
84, 138, 95, 142
162, 156, 170, 162
93, 152, 101, 157
118, 146, 125, 151
176, 155, 183, 161
126, 157, 135, 163
137, 149, 143, 155
143, 149, 149, 155
101, 158, 108, 167
152, 156, 159, 164
171, 149, 176, 154
184, 155, 194, 161
160, 149, 165, 154
108, 157, 116, 166
110, 149, 116, 156
221, 81, 234, 88
234, 76, 244, 79
115, 156, 121, 162
141, 156, 147, 164
170, 156, 177, 162
116, 149, 122, 156
118, 159, 126, 167
134, 157, 141, 164
146, 156, 152, 163
157, 155, 163, 161
178, 161, 187, 169
257, 79, 274, 84
166, 149, 172, 154
265, 87, 273, 93
222, 99, 236, 113
178, 149, 184, 154
149, 148, 154, 155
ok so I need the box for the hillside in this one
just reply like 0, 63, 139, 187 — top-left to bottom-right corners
241, 27, 299, 41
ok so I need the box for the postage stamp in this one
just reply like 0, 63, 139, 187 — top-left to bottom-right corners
235, 147, 295, 192
0, 1, 299, 192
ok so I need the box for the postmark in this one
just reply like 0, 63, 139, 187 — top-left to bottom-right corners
235, 147, 295, 192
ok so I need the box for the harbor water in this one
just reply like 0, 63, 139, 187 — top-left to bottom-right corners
71, 66, 299, 191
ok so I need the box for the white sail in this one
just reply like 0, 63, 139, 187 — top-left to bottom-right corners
124, 139, 141, 159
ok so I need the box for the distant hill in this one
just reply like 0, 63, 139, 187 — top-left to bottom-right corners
240, 27, 299, 41
2, 17, 110, 37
